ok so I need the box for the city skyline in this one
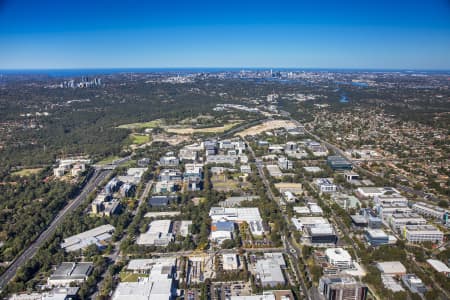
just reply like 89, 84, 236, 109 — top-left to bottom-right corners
1, 0, 450, 69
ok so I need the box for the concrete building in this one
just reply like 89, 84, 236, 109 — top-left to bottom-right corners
365, 229, 389, 246
209, 207, 264, 236
315, 178, 337, 193
159, 155, 179, 167
308, 203, 323, 215
275, 182, 303, 194
283, 191, 297, 203
344, 172, 359, 181
307, 224, 338, 244
222, 253, 240, 270
278, 156, 293, 170
356, 187, 400, 198
319, 276, 368, 300
376, 261, 407, 276
219, 196, 259, 207
401, 274, 427, 294
389, 212, 427, 232
266, 164, 283, 178
403, 225, 443, 243
112, 257, 176, 300
327, 156, 352, 170
206, 155, 238, 165
47, 262, 93, 287
325, 248, 353, 269
154, 181, 176, 194
210, 221, 235, 244
61, 224, 115, 252
412, 202, 449, 221
426, 259, 450, 277
332, 193, 361, 210
255, 255, 286, 287
137, 220, 173, 246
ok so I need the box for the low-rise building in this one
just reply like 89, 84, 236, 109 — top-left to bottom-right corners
389, 212, 427, 232
47, 262, 93, 287
315, 178, 337, 193
327, 156, 352, 170
325, 248, 353, 269
401, 274, 427, 294
376, 261, 407, 276
222, 253, 240, 270
137, 220, 173, 246
159, 155, 179, 167
112, 257, 176, 300
412, 202, 449, 221
403, 225, 443, 243
426, 259, 450, 277
266, 164, 283, 178
365, 229, 389, 246
278, 156, 293, 170
61, 225, 115, 252
255, 254, 286, 287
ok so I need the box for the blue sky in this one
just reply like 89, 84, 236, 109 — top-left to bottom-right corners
0, 0, 450, 69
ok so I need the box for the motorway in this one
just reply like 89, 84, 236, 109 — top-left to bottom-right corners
0, 168, 112, 290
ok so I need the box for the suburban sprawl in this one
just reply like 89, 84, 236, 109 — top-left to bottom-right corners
0, 69, 449, 300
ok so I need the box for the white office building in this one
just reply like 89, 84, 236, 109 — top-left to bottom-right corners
403, 225, 443, 243
325, 248, 353, 269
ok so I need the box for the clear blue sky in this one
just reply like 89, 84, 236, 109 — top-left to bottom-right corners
1, 0, 450, 69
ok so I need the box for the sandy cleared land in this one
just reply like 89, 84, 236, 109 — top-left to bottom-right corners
235, 119, 297, 137
164, 121, 241, 135
151, 133, 192, 145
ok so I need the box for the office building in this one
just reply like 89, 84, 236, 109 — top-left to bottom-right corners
412, 202, 449, 221
325, 248, 353, 269
389, 212, 426, 232
319, 276, 368, 300
61, 224, 115, 252
401, 274, 427, 294
47, 262, 93, 287
222, 254, 240, 270
112, 257, 176, 300
403, 225, 443, 243
365, 229, 389, 246
327, 156, 352, 170
255, 255, 286, 287
137, 220, 173, 246
315, 178, 337, 193
376, 261, 407, 276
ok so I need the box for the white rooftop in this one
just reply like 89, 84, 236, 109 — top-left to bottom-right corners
426, 259, 450, 273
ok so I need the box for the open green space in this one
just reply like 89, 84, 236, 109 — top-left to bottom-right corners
117, 119, 163, 130
11, 168, 43, 177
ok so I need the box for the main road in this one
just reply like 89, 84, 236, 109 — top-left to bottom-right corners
244, 135, 311, 300
0, 168, 112, 289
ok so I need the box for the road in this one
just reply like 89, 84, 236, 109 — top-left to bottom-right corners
0, 168, 112, 289
244, 135, 311, 300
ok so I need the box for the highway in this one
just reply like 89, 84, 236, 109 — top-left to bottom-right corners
0, 168, 112, 289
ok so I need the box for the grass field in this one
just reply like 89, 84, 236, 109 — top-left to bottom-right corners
96, 155, 120, 165
11, 168, 43, 177
117, 119, 163, 130
164, 121, 241, 135
129, 133, 151, 145
119, 272, 146, 282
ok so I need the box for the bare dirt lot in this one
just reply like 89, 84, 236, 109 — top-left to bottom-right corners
235, 119, 297, 137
